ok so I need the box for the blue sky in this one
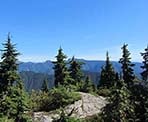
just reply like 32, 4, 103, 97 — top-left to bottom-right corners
0, 0, 147, 62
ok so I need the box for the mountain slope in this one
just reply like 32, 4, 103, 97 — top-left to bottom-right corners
19, 59, 143, 91
19, 59, 142, 77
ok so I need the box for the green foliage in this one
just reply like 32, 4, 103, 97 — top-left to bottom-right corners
69, 56, 84, 85
100, 44, 137, 121
82, 114, 102, 122
0, 34, 20, 93
145, 98, 148, 121
14, 81, 30, 121
1, 36, 148, 122
99, 52, 116, 89
53, 47, 72, 87
79, 76, 95, 93
101, 80, 135, 122
97, 87, 111, 97
0, 114, 32, 122
30, 90, 50, 112
141, 45, 148, 83
0, 81, 30, 121
132, 46, 148, 121
132, 84, 148, 121
0, 35, 30, 121
100, 44, 148, 122
0, 115, 14, 122
119, 44, 135, 87
31, 86, 81, 112
49, 86, 81, 110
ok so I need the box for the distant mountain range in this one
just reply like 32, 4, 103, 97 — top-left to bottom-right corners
18, 59, 143, 91
19, 59, 143, 75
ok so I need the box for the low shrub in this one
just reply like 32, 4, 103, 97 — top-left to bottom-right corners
0, 116, 14, 122
97, 87, 111, 97
31, 86, 81, 112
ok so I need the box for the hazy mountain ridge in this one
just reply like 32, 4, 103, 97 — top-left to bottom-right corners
19, 59, 142, 76
19, 59, 143, 91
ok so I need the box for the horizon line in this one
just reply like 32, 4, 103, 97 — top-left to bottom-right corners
18, 58, 142, 63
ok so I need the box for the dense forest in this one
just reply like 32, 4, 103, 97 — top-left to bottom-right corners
0, 35, 148, 122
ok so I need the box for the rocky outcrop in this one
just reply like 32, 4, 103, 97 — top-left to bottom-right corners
33, 92, 107, 122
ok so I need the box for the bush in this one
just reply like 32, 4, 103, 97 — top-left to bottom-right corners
56, 117, 81, 122
0, 115, 32, 122
48, 86, 81, 110
30, 86, 81, 112
82, 114, 102, 122
97, 87, 111, 97
30, 90, 51, 112
0, 114, 14, 122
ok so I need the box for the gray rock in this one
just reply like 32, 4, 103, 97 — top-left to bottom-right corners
33, 92, 107, 122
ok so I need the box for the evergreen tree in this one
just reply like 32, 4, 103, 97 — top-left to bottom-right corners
132, 84, 148, 122
119, 44, 135, 88
0, 80, 29, 122
99, 52, 116, 88
0, 34, 20, 93
81, 76, 95, 93
41, 79, 49, 92
145, 97, 148, 121
133, 45, 148, 121
102, 79, 135, 122
141, 45, 148, 121
0, 35, 29, 121
15, 80, 30, 122
141, 45, 148, 83
69, 56, 84, 85
53, 47, 71, 87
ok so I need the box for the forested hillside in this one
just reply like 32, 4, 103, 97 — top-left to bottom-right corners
19, 60, 142, 91
0, 35, 148, 122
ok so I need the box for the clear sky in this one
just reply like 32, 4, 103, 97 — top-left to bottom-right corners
0, 0, 147, 62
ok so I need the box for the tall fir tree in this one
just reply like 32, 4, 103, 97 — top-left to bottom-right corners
132, 83, 148, 122
102, 79, 135, 122
0, 34, 29, 121
119, 44, 135, 88
82, 76, 95, 93
0, 80, 30, 121
141, 45, 148, 83
141, 46, 148, 121
0, 34, 20, 93
53, 47, 71, 87
69, 56, 84, 85
99, 51, 116, 88
133, 45, 148, 121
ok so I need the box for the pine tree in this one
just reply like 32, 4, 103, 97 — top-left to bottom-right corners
99, 52, 116, 88
41, 79, 49, 92
133, 45, 148, 121
0, 34, 29, 121
10, 81, 29, 121
69, 56, 84, 85
141, 45, 148, 121
102, 79, 135, 122
141, 45, 148, 83
119, 44, 135, 88
132, 84, 148, 121
82, 76, 95, 93
0, 34, 20, 93
53, 47, 71, 87
0, 80, 29, 121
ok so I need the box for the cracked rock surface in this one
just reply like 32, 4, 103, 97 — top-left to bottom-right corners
33, 92, 107, 122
